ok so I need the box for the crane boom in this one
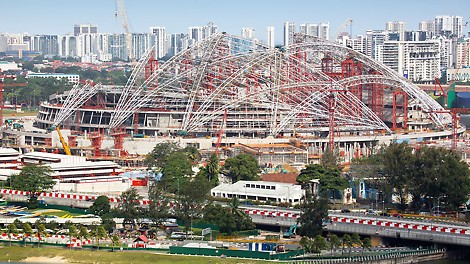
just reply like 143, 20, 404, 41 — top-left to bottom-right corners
55, 126, 72, 155
116, 0, 133, 61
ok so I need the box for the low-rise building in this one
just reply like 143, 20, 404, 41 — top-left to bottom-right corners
210, 180, 304, 205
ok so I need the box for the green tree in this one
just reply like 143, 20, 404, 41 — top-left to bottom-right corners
78, 226, 90, 245
145, 142, 180, 171
10, 164, 55, 208
182, 146, 201, 164
299, 236, 312, 253
147, 182, 169, 227
328, 234, 341, 254
410, 146, 470, 211
36, 224, 47, 247
161, 151, 193, 193
176, 175, 210, 233
93, 226, 108, 250
297, 195, 329, 238
361, 237, 372, 254
115, 187, 142, 229
197, 154, 220, 187
22, 222, 33, 245
311, 235, 328, 255
342, 234, 353, 256
13, 219, 23, 229
111, 234, 120, 252
203, 201, 255, 235
351, 233, 361, 248
297, 164, 348, 200
222, 153, 259, 182
381, 143, 414, 210
67, 223, 78, 248
6, 223, 18, 246
89, 195, 111, 217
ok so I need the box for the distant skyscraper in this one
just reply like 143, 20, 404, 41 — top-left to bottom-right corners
299, 23, 329, 40
419, 20, 435, 33
434, 16, 463, 38
74, 24, 98, 36
266, 27, 275, 48
188, 26, 204, 43
150, 27, 167, 58
284, 22, 295, 48
241, 28, 255, 39
30, 35, 60, 57
386, 21, 406, 41
203, 22, 218, 38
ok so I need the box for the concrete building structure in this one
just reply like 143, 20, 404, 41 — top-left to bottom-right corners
26, 73, 80, 83
382, 40, 440, 82
266, 27, 275, 49
211, 180, 304, 205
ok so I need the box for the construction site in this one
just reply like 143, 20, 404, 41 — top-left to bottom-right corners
2, 33, 468, 168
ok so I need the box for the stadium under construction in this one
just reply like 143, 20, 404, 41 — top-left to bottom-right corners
5, 33, 466, 165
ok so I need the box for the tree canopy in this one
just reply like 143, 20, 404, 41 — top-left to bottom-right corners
203, 198, 255, 234
89, 195, 111, 217
10, 164, 55, 208
297, 195, 329, 238
297, 164, 348, 198
222, 153, 259, 182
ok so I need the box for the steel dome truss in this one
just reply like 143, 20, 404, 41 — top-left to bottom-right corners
52, 82, 100, 127
108, 32, 449, 136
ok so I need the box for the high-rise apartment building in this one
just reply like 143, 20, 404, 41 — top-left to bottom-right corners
241, 28, 255, 39
30, 35, 60, 57
266, 27, 275, 49
150, 27, 168, 58
284, 22, 295, 48
386, 21, 406, 41
434, 16, 463, 38
300, 23, 330, 40
381, 40, 440, 82
74, 24, 98, 36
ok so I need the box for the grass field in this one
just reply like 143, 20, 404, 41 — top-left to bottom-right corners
3, 109, 38, 118
0, 246, 268, 264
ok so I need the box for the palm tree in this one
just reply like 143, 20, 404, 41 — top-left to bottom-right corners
78, 226, 90, 246
36, 224, 48, 248
328, 234, 341, 254
341, 234, 352, 256
67, 224, 78, 249
94, 226, 108, 250
6, 223, 18, 247
111, 234, 120, 252
361, 238, 372, 255
22, 222, 33, 245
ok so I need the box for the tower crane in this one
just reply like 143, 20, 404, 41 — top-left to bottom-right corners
115, 0, 133, 62
335, 18, 353, 40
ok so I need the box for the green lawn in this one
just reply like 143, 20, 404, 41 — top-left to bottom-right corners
0, 246, 268, 264
3, 109, 38, 118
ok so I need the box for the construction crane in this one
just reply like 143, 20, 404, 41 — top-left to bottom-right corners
52, 125, 72, 155
335, 18, 353, 40
115, 0, 133, 62
0, 71, 27, 126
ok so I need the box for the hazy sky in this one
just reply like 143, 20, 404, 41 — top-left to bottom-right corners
1, 0, 469, 44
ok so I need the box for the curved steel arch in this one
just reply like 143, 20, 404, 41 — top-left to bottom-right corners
107, 32, 448, 136
286, 40, 449, 126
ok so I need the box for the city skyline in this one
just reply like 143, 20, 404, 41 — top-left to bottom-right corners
1, 0, 469, 44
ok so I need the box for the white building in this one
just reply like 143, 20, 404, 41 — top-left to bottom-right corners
381, 40, 440, 83
210, 180, 304, 205
21, 152, 127, 194
150, 27, 168, 58
386, 21, 406, 41
454, 38, 470, 68
0, 61, 21, 71
435, 16, 463, 38
241, 28, 255, 39
26, 73, 80, 84
266, 27, 275, 49
284, 22, 296, 48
